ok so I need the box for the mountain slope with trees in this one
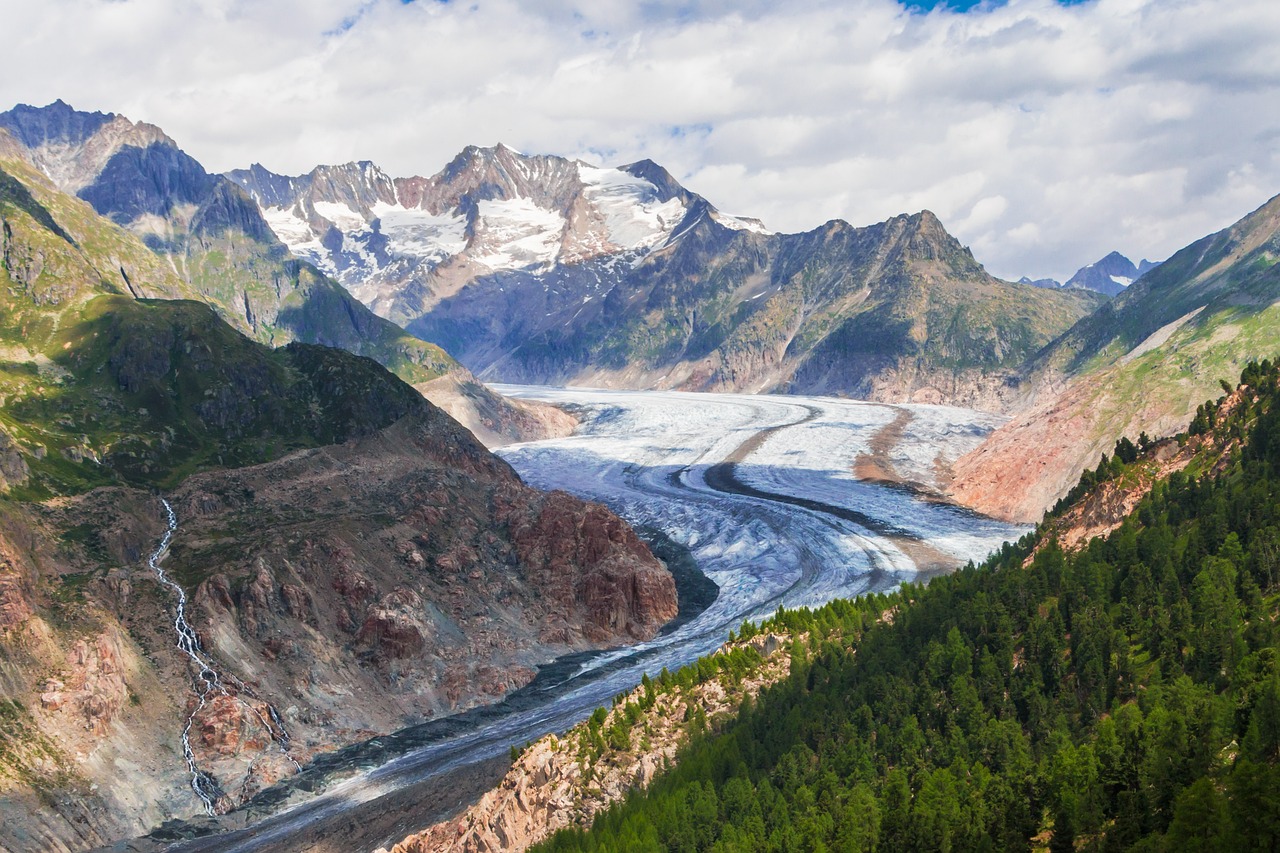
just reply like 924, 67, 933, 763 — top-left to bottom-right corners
536, 362, 1280, 852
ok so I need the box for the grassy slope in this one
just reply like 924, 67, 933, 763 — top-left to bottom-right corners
173, 223, 458, 384
0, 163, 434, 498
951, 192, 1280, 522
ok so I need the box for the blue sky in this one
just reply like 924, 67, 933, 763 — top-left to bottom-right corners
4, 0, 1279, 281
903, 0, 1088, 10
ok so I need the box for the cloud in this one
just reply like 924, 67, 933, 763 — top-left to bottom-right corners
4, 0, 1280, 280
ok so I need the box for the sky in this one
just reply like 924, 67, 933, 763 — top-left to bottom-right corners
3, 0, 1279, 281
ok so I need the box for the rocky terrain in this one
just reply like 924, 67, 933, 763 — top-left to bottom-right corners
229, 147, 1102, 407
381, 632, 792, 853
950, 190, 1280, 521
0, 141, 677, 853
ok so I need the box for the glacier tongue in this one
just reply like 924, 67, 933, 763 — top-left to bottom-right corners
496, 386, 1027, 629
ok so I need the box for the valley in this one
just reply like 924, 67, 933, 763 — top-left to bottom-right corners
140, 388, 1023, 852
3, 92, 1280, 851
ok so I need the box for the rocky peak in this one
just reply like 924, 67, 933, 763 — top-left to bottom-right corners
0, 102, 176, 193
427, 144, 585, 212
311, 160, 399, 211
78, 140, 218, 224
880, 209, 981, 272
1063, 250, 1145, 297
224, 162, 301, 208
618, 159, 693, 204
0, 99, 115, 150
224, 145, 704, 314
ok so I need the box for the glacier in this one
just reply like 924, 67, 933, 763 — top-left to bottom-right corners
170, 387, 1025, 852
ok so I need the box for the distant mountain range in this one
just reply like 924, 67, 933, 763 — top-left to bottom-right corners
0, 100, 1113, 412
1020, 251, 1161, 297
7, 98, 1280, 524
227, 145, 1101, 407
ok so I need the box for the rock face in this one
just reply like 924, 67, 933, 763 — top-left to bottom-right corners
228, 149, 1101, 408
382, 635, 792, 853
160, 412, 677, 725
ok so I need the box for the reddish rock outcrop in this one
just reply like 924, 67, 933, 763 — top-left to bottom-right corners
0, 407, 677, 853
0, 550, 33, 631
382, 635, 792, 853
38, 632, 130, 737
506, 491, 677, 641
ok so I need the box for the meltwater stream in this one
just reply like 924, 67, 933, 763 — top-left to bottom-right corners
147, 500, 298, 816
165, 389, 1028, 852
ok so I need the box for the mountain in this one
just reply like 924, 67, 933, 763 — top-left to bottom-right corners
230, 149, 1103, 408
0, 101, 459, 386
950, 191, 1280, 521
1019, 274, 1062, 289
0, 153, 676, 851
0, 100, 577, 448
1063, 251, 1159, 297
1018, 253, 1160, 297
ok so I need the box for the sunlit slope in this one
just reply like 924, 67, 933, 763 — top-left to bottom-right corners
0, 160, 447, 497
952, 191, 1280, 521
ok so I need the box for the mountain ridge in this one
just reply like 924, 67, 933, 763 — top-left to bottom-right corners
231, 148, 1101, 408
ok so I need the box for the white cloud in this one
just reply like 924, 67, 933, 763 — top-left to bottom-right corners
3, 0, 1280, 280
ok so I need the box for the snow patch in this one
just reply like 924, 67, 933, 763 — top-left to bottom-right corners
312, 201, 368, 233
578, 165, 687, 251
371, 202, 468, 263
471, 197, 565, 270
261, 205, 331, 272
711, 210, 773, 234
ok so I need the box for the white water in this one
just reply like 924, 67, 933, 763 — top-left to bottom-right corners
147, 500, 298, 815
